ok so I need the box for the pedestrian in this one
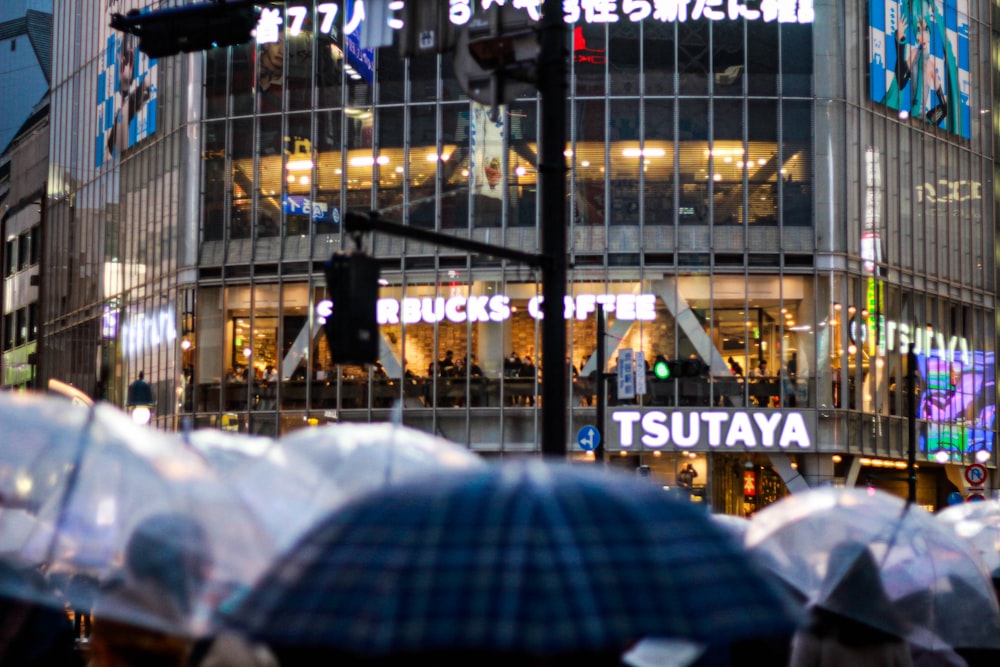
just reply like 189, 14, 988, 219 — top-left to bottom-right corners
788, 541, 913, 667
126, 370, 154, 407
678, 463, 698, 489
87, 513, 212, 667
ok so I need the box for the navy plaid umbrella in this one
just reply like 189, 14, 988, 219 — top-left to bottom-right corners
227, 461, 798, 656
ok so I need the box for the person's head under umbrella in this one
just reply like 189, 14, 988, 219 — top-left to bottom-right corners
88, 512, 212, 667
789, 541, 912, 667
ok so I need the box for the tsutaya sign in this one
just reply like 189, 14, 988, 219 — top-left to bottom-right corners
255, 0, 814, 46
317, 293, 657, 325
609, 408, 813, 450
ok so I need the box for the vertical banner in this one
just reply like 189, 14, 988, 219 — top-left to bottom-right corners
618, 348, 635, 400
635, 351, 647, 396
469, 102, 505, 199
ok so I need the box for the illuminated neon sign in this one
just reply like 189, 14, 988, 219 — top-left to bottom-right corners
611, 409, 812, 449
317, 293, 657, 325
256, 0, 814, 45
121, 306, 177, 356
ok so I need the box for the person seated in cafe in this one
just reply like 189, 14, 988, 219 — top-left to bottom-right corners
728, 356, 744, 377
403, 358, 418, 380
441, 350, 456, 376
468, 354, 484, 378
263, 365, 278, 383
372, 360, 388, 379
749, 359, 769, 380
504, 350, 522, 377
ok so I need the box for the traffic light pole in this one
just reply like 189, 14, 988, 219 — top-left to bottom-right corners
344, 203, 568, 457
595, 305, 606, 463
537, 0, 569, 459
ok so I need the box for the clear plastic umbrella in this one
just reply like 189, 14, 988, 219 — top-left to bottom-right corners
277, 422, 486, 507
0, 391, 276, 637
936, 499, 1000, 578
745, 487, 1000, 650
183, 428, 340, 551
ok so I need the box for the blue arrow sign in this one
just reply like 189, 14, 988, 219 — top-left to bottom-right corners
577, 425, 600, 452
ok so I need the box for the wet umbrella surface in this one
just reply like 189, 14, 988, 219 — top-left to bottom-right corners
226, 461, 798, 658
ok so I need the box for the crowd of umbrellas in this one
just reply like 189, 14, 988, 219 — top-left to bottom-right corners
0, 391, 998, 666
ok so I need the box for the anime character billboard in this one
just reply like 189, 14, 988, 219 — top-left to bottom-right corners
869, 0, 970, 139
918, 350, 994, 463
96, 28, 158, 168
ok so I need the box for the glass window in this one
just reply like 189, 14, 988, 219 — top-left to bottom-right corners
574, 100, 605, 227
678, 20, 709, 95
644, 21, 675, 95
609, 19, 639, 96
609, 100, 640, 226
781, 101, 811, 227
287, 28, 315, 112
231, 118, 254, 240
314, 109, 342, 240
202, 120, 226, 242
644, 99, 674, 225
230, 43, 254, 115
678, 99, 709, 224
712, 20, 744, 96
316, 36, 343, 109
442, 103, 472, 229
780, 23, 813, 97
713, 99, 744, 225
747, 100, 778, 225
204, 48, 227, 118
573, 23, 607, 96
747, 20, 778, 96
285, 113, 314, 237
507, 102, 537, 228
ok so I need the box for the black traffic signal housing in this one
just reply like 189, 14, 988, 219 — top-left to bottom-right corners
652, 357, 707, 380
323, 253, 380, 366
110, 1, 259, 59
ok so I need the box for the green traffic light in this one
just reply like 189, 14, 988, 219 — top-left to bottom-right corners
653, 360, 670, 379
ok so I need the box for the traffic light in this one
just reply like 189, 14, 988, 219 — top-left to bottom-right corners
652, 357, 706, 380
323, 253, 380, 365
109, 1, 259, 59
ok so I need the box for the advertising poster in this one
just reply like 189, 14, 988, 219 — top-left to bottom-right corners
469, 102, 505, 200
918, 350, 994, 462
96, 18, 158, 168
869, 0, 970, 138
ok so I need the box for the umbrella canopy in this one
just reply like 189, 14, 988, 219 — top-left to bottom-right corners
278, 422, 485, 491
936, 499, 1000, 577
0, 391, 276, 637
183, 428, 340, 551
226, 461, 798, 658
745, 487, 1000, 650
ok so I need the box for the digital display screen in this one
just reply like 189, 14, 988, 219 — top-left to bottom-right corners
869, 0, 971, 138
95, 27, 158, 168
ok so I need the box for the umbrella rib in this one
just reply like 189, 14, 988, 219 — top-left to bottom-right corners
43, 403, 99, 568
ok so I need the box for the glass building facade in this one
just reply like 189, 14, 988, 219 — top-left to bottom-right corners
43, 0, 998, 510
